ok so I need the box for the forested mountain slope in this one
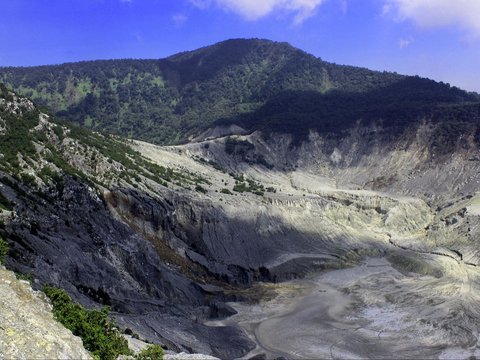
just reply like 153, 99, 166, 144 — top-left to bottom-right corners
2, 38, 476, 145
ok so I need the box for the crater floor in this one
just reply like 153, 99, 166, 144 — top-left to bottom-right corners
210, 257, 480, 359
133, 135, 480, 358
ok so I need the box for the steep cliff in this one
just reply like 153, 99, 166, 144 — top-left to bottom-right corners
0, 85, 255, 357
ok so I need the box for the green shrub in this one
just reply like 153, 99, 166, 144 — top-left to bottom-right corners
0, 192, 12, 210
43, 285, 130, 360
0, 236, 9, 263
220, 188, 232, 195
195, 185, 207, 194
53, 124, 64, 140
135, 345, 164, 360
20, 173, 36, 187
233, 178, 265, 196
15, 272, 34, 284
38, 166, 60, 183
232, 182, 247, 193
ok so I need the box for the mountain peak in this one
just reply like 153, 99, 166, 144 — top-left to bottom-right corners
0, 39, 477, 146
168, 38, 297, 60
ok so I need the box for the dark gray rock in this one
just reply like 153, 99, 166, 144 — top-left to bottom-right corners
209, 301, 237, 319
0, 175, 255, 357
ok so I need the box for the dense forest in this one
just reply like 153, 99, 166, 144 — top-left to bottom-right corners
218, 76, 480, 145
0, 39, 478, 145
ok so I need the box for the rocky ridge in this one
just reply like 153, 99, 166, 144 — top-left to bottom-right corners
0, 266, 92, 359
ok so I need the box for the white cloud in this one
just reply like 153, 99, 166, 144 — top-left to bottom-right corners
398, 37, 413, 49
172, 13, 188, 27
189, 0, 211, 9
189, 0, 326, 24
339, 0, 348, 15
386, 0, 480, 37
215, 0, 278, 20
381, 3, 392, 16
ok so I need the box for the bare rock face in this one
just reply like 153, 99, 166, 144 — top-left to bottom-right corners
0, 266, 92, 359
1, 175, 254, 358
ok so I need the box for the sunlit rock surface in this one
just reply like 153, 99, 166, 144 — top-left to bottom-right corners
127, 129, 480, 358
0, 266, 92, 359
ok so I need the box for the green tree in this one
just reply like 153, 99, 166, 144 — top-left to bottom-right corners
135, 345, 164, 360
0, 236, 9, 263
43, 285, 130, 360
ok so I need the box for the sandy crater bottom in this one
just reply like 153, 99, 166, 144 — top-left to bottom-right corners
209, 257, 480, 359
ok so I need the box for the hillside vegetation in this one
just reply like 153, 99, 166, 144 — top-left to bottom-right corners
0, 83, 208, 196
0, 83, 256, 358
218, 78, 480, 147
3, 38, 470, 145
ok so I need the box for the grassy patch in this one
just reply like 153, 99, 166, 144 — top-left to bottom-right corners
232, 175, 265, 196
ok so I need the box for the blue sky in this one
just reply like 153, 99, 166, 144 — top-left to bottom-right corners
1, 0, 479, 92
